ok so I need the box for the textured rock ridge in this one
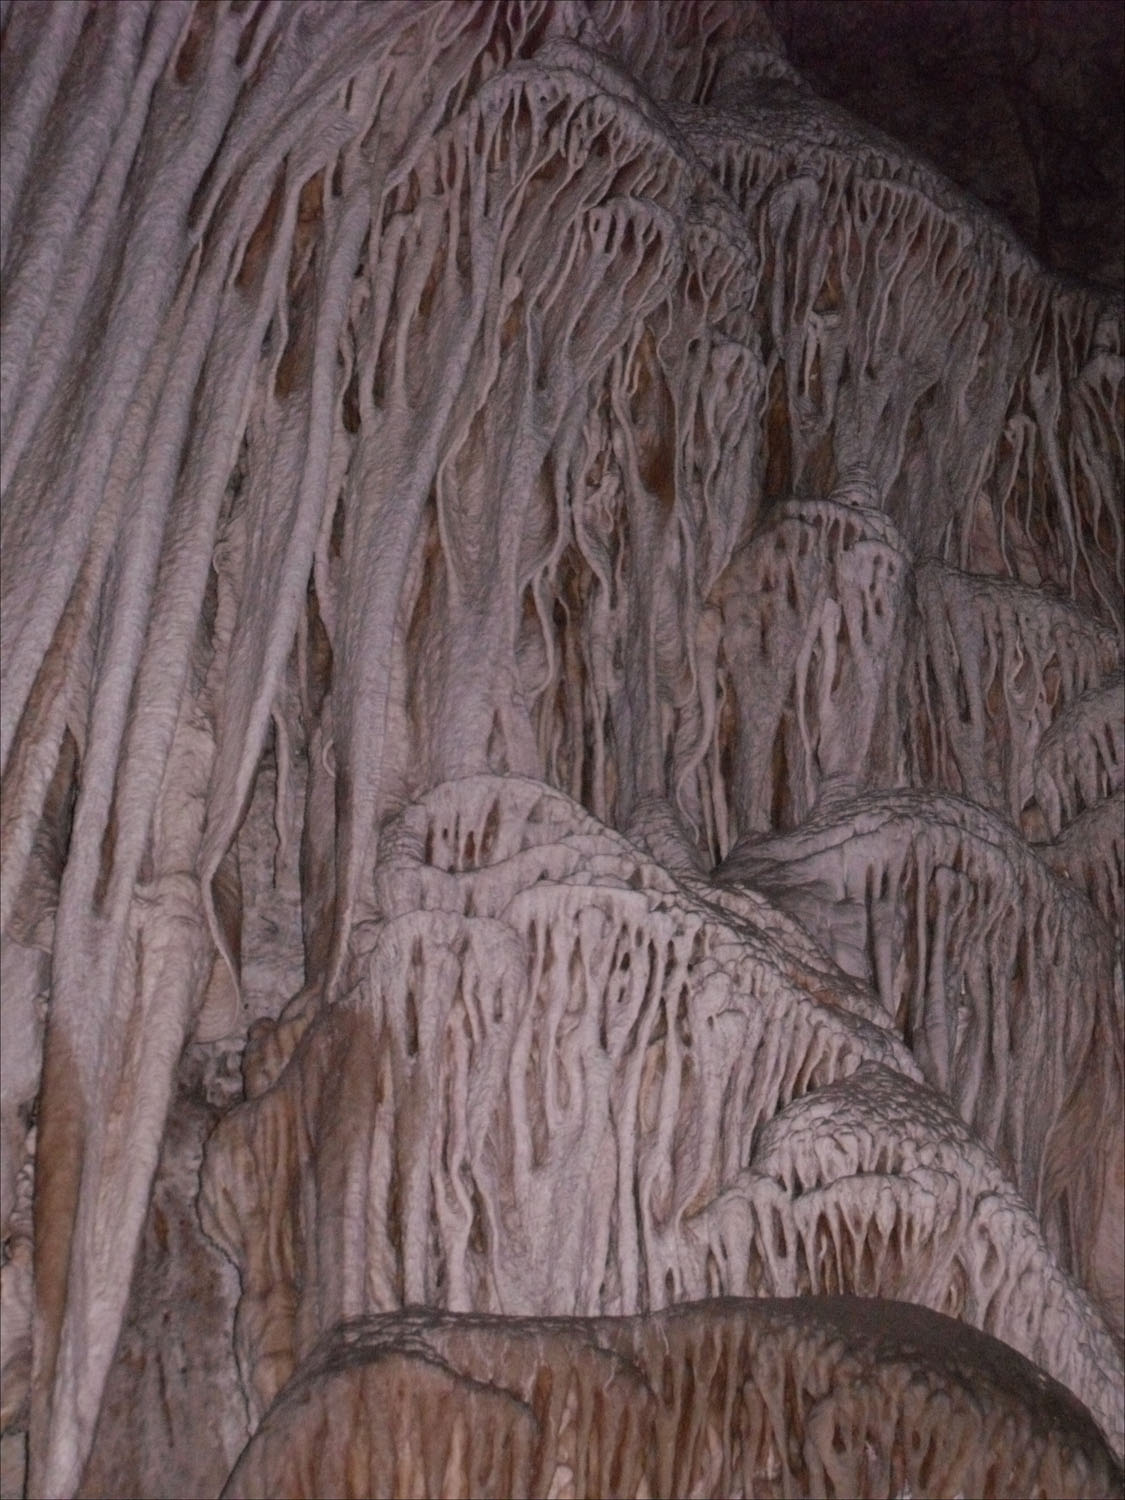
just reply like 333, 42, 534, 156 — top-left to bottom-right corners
221, 1301, 1123, 1500
0, 2, 1122, 1496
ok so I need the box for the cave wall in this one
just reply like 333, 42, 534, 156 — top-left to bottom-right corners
0, 3, 1122, 1497
766, 0, 1125, 289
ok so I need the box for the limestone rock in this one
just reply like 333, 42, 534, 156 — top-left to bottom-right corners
1, 2, 1121, 1496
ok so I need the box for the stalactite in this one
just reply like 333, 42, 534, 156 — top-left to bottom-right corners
1034, 672, 1124, 836
1, 2, 1121, 1496
905, 563, 1117, 827
719, 792, 1120, 1256
718, 497, 910, 837
220, 1303, 1121, 1500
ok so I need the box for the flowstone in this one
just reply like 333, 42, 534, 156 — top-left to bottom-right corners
1, 2, 1122, 1496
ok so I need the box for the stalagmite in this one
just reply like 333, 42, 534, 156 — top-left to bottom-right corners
1, 2, 1122, 1497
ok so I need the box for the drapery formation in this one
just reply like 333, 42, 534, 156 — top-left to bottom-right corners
0, 3, 1122, 1498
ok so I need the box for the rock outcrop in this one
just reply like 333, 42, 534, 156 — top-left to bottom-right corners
1, 3, 1121, 1497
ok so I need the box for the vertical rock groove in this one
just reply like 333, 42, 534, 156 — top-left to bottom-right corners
1, 3, 1122, 1496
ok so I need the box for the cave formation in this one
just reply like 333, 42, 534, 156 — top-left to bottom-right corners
0, 3, 1122, 1498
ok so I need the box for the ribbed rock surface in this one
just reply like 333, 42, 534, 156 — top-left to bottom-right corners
1, 3, 1121, 1496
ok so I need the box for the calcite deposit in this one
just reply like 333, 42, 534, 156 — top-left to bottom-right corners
1, 3, 1121, 1497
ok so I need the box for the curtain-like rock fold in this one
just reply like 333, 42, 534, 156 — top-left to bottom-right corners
1, 2, 1122, 1497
